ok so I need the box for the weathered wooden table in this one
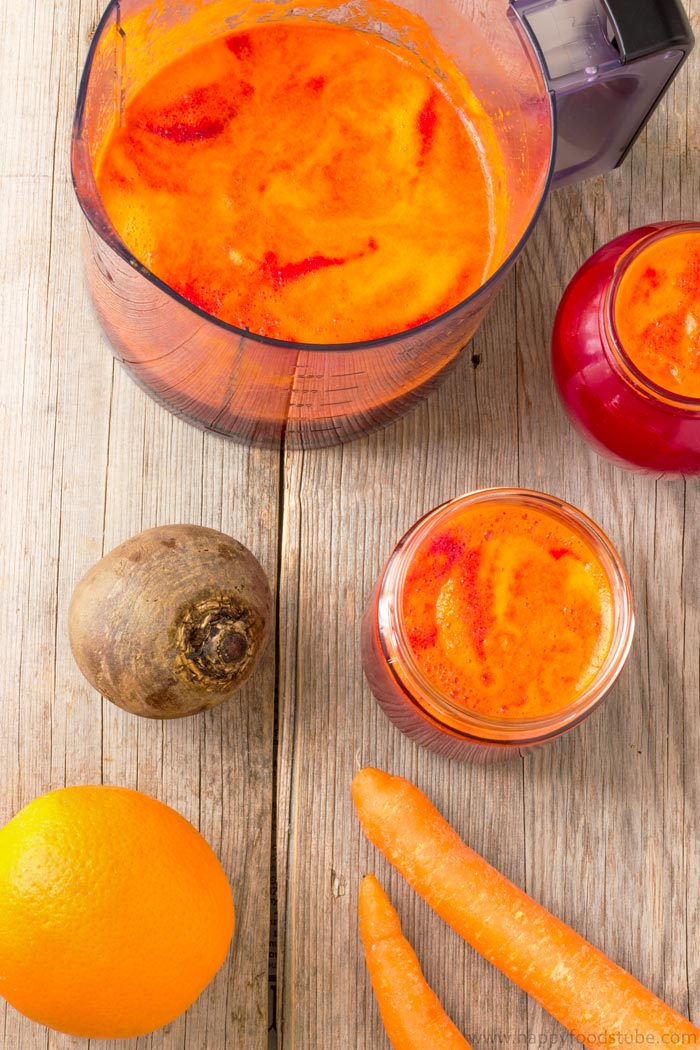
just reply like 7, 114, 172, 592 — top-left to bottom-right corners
2, 1, 699, 1047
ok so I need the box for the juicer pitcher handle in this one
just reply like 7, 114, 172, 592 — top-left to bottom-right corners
510, 0, 694, 188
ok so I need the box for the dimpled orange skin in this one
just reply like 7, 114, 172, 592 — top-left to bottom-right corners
96, 21, 500, 343
402, 503, 614, 719
0, 786, 235, 1039
614, 230, 700, 397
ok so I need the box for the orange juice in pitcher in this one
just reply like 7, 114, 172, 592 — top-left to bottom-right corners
73, 0, 693, 445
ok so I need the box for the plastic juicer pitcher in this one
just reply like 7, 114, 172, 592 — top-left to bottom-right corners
72, 0, 693, 448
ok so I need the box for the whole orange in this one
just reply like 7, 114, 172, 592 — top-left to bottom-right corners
0, 785, 235, 1038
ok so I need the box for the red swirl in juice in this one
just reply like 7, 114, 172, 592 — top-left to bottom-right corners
614, 229, 700, 398
95, 21, 504, 343
401, 501, 614, 719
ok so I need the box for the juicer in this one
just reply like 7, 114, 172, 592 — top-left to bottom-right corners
72, 0, 693, 447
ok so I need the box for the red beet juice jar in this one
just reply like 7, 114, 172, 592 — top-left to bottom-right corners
552, 221, 700, 475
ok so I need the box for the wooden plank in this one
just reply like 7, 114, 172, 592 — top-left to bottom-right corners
275, 5, 700, 1050
0, 0, 279, 1046
276, 295, 531, 1047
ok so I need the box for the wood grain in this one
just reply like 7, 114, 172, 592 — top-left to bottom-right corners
1, 0, 699, 1048
276, 1, 700, 1047
0, 1, 279, 1047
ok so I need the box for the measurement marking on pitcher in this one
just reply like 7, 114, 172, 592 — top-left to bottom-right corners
292, 368, 325, 380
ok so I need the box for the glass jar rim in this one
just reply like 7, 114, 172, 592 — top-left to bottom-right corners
375, 487, 635, 745
604, 221, 700, 411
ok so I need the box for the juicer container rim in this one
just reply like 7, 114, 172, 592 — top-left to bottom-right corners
71, 0, 557, 354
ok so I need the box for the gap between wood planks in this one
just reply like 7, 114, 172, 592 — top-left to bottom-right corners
268, 449, 286, 1050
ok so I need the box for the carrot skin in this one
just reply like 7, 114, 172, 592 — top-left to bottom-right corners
352, 767, 700, 1047
359, 874, 473, 1049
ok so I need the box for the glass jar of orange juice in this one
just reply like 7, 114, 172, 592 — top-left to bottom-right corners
552, 221, 700, 474
360, 489, 634, 761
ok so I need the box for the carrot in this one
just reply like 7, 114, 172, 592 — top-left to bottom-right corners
352, 767, 700, 1047
359, 873, 473, 1049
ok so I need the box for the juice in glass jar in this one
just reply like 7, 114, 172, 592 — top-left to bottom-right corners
552, 222, 700, 474
95, 20, 507, 344
360, 489, 634, 760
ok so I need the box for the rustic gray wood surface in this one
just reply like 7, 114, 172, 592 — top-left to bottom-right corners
1, 0, 699, 1047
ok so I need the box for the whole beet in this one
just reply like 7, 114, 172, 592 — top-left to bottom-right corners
68, 524, 271, 718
